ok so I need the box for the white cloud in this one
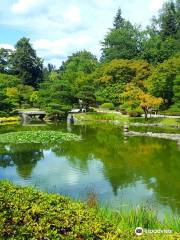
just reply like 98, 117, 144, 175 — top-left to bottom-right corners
0, 44, 14, 50
94, 0, 114, 7
149, 0, 166, 12
1, 0, 167, 67
33, 35, 91, 61
63, 6, 81, 24
11, 0, 43, 14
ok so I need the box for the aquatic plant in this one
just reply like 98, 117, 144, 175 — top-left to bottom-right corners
0, 130, 81, 144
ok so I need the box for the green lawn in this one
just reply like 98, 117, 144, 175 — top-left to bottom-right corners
74, 112, 180, 127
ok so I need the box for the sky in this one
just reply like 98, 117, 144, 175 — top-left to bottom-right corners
0, 0, 168, 67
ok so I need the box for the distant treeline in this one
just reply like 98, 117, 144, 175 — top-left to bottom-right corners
0, 0, 179, 119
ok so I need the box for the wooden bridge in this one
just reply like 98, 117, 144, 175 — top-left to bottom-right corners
18, 110, 46, 122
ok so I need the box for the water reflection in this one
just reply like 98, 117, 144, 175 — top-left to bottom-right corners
0, 144, 43, 178
0, 123, 180, 216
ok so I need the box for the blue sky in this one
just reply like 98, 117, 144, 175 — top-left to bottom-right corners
0, 0, 167, 67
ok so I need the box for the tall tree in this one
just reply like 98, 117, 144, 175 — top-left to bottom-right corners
141, 34, 177, 64
0, 48, 12, 73
11, 38, 43, 88
61, 50, 98, 74
141, 0, 180, 64
159, 1, 178, 39
47, 63, 56, 72
113, 8, 124, 29
146, 55, 180, 107
101, 9, 143, 61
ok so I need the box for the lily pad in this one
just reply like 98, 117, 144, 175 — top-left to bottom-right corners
0, 131, 81, 144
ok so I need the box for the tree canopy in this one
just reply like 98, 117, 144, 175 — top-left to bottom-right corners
0, 1, 179, 118
10, 38, 43, 88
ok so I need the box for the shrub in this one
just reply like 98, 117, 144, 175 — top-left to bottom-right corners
100, 102, 115, 110
88, 107, 96, 112
164, 107, 180, 116
120, 108, 128, 115
0, 116, 20, 123
119, 103, 131, 115
0, 181, 179, 239
0, 181, 121, 240
129, 110, 142, 117
0, 111, 8, 117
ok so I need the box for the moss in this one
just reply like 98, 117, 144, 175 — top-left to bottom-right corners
0, 181, 179, 240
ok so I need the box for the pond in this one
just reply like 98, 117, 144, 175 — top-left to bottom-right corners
0, 122, 180, 218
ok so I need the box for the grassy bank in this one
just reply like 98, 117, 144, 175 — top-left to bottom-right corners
0, 181, 179, 239
74, 112, 129, 123
74, 113, 180, 127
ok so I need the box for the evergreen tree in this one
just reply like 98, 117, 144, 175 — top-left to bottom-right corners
101, 9, 143, 61
113, 8, 124, 29
0, 48, 12, 73
11, 37, 43, 88
101, 24, 142, 61
47, 63, 55, 72
76, 85, 96, 111
38, 72, 73, 119
159, 1, 178, 39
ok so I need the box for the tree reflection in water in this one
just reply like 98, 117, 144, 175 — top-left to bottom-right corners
0, 144, 43, 178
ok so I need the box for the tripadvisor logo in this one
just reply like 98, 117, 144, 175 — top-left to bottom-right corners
135, 227, 143, 236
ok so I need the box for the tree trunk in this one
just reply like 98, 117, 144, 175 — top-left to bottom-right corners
144, 109, 148, 120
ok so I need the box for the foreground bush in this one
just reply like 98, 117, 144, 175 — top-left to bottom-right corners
0, 181, 179, 239
0, 181, 122, 240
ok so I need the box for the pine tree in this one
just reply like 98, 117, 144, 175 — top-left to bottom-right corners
113, 8, 124, 29
160, 1, 178, 38
11, 37, 43, 88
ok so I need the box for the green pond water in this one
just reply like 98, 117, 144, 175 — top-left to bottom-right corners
0, 122, 180, 217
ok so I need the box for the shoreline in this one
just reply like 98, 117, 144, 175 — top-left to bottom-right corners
73, 113, 180, 129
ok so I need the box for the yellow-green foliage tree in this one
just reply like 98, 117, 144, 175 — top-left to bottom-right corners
6, 85, 34, 108
139, 92, 163, 118
122, 83, 163, 118
94, 59, 151, 105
